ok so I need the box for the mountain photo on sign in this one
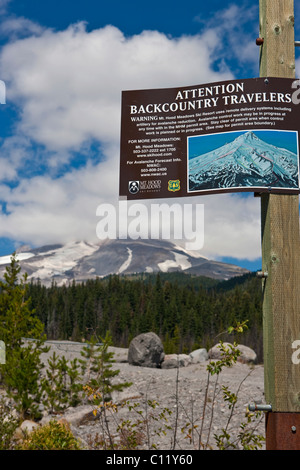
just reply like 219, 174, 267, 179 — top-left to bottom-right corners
188, 130, 299, 192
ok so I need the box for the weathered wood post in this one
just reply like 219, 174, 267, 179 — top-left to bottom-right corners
258, 0, 300, 449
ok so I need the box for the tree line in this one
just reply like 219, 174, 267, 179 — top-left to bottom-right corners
26, 271, 263, 360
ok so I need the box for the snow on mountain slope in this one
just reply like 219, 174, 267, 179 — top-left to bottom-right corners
117, 247, 133, 274
0, 241, 99, 284
189, 131, 299, 191
0, 239, 249, 286
158, 252, 192, 272
0, 252, 35, 265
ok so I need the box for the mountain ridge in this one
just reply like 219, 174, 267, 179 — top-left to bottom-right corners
189, 130, 299, 191
0, 239, 249, 286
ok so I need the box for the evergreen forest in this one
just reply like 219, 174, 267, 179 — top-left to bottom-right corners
26, 271, 263, 361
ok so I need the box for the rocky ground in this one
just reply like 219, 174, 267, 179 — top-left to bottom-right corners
37, 341, 266, 451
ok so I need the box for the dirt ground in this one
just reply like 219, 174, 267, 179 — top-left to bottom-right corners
39, 341, 266, 450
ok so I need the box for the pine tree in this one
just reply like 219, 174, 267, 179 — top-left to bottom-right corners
0, 253, 48, 419
80, 332, 131, 404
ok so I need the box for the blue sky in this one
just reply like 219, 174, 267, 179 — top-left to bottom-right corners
0, 0, 299, 272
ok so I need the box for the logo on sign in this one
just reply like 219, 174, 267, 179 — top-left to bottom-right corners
128, 181, 140, 194
168, 180, 180, 192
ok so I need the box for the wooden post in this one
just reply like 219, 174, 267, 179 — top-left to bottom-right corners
259, 0, 300, 449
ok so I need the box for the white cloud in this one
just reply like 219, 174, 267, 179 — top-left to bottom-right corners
0, 23, 233, 152
0, 160, 114, 246
194, 2, 259, 76
199, 193, 261, 260
0, 16, 45, 38
0, 0, 11, 15
0, 19, 262, 261
0, 157, 17, 180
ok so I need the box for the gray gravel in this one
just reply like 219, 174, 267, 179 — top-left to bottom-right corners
39, 341, 266, 450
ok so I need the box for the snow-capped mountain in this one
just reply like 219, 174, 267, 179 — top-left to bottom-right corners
0, 240, 249, 286
189, 131, 299, 191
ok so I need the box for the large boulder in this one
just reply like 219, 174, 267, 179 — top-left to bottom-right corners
236, 344, 257, 364
161, 354, 191, 369
128, 332, 165, 368
208, 342, 257, 364
189, 348, 208, 364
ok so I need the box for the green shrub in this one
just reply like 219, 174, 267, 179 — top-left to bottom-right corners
18, 419, 82, 450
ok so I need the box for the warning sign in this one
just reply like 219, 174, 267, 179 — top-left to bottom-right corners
119, 77, 300, 199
